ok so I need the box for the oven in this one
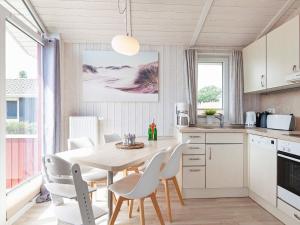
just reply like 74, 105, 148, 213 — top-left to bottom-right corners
277, 140, 300, 210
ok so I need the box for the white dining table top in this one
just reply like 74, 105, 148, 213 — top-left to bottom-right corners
57, 137, 178, 172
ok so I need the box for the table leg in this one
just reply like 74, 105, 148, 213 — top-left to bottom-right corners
107, 171, 114, 223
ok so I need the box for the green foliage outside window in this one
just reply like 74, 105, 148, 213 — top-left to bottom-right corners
197, 85, 222, 103
6, 121, 36, 134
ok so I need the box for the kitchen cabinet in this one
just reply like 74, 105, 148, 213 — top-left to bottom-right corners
243, 36, 267, 93
248, 135, 277, 207
206, 144, 244, 188
267, 15, 299, 89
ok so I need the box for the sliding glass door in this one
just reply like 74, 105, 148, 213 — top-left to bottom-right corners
0, 4, 44, 223
5, 22, 43, 191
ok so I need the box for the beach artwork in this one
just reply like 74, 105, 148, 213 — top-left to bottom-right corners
82, 50, 159, 102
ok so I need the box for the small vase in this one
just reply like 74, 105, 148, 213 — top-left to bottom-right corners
206, 115, 214, 125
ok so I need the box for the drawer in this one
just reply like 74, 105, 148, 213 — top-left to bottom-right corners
182, 133, 205, 143
183, 155, 205, 166
206, 133, 244, 144
278, 199, 300, 223
183, 166, 205, 188
183, 144, 205, 155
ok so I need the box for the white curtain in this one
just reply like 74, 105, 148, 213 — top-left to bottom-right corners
184, 49, 197, 125
229, 50, 244, 124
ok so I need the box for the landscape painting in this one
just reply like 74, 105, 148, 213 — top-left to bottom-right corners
82, 50, 159, 102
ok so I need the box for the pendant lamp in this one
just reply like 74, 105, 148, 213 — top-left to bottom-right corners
112, 0, 140, 56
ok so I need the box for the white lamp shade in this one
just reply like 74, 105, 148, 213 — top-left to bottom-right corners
111, 35, 140, 56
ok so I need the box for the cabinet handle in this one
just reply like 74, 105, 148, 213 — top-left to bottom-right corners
209, 148, 212, 160
189, 136, 201, 138
261, 75, 265, 87
293, 65, 297, 72
294, 213, 300, 220
189, 147, 201, 150
189, 158, 200, 161
189, 169, 201, 172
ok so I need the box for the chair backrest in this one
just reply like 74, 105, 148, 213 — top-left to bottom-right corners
103, 133, 121, 143
68, 137, 94, 150
44, 155, 73, 184
72, 164, 96, 225
125, 150, 168, 199
160, 143, 188, 179
69, 116, 99, 146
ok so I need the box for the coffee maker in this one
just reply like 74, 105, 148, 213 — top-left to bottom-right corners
175, 103, 190, 127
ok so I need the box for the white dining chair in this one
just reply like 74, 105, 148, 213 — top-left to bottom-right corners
103, 133, 122, 143
46, 163, 107, 225
68, 137, 94, 150
67, 137, 107, 189
43, 154, 107, 203
160, 143, 187, 222
108, 151, 167, 225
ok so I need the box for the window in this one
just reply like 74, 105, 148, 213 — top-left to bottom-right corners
6, 100, 18, 119
197, 56, 229, 119
5, 22, 42, 191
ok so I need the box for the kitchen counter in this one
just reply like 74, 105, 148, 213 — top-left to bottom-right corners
179, 126, 300, 143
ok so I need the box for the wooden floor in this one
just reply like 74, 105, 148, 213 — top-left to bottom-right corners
13, 185, 283, 225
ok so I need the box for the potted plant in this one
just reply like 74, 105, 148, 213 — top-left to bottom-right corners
204, 109, 216, 125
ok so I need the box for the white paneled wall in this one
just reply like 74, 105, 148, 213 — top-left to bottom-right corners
62, 43, 187, 147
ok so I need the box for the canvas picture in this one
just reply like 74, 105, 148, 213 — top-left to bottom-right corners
82, 50, 159, 102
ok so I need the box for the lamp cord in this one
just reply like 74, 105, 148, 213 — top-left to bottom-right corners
118, 0, 132, 36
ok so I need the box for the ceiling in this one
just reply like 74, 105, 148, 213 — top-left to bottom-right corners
30, 0, 300, 47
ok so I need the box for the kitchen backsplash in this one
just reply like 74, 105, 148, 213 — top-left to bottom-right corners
260, 87, 300, 130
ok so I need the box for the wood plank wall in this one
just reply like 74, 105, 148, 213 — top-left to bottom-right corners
62, 43, 187, 147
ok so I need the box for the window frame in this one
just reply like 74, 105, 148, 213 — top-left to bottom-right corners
0, 4, 44, 224
197, 55, 230, 122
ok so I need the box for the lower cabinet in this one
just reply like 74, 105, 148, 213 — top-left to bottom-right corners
206, 144, 244, 188
182, 166, 205, 188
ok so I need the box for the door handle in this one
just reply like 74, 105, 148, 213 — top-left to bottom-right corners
261, 75, 265, 87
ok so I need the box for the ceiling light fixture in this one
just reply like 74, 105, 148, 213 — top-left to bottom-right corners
111, 0, 140, 56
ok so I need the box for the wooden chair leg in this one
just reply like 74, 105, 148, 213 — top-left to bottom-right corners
163, 179, 172, 222
128, 200, 134, 218
113, 193, 118, 205
150, 193, 165, 225
139, 198, 145, 225
172, 177, 184, 206
109, 196, 124, 225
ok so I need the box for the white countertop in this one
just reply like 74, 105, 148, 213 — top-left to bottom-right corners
178, 126, 300, 143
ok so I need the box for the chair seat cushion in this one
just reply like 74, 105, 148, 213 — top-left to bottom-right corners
54, 202, 106, 225
82, 167, 107, 182
108, 173, 141, 197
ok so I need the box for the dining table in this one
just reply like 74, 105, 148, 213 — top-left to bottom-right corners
56, 136, 178, 222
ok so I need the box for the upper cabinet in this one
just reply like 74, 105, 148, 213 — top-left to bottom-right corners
243, 15, 300, 93
267, 15, 300, 89
243, 36, 267, 93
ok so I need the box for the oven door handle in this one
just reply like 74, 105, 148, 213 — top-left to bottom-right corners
278, 154, 300, 163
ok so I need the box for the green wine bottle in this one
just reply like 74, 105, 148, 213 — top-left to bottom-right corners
153, 127, 157, 141
148, 125, 153, 141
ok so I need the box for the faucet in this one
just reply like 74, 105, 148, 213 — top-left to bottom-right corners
215, 113, 224, 128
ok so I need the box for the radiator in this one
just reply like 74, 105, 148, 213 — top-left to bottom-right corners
69, 116, 99, 146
